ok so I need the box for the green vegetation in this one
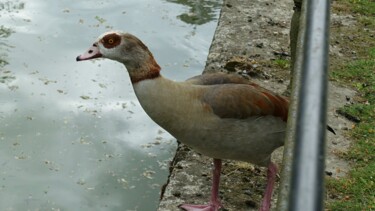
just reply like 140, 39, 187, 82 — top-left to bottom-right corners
327, 1, 375, 210
273, 58, 290, 70
328, 48, 375, 210
344, 0, 375, 16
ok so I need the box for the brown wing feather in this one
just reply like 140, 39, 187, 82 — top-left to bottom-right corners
202, 84, 289, 121
191, 73, 289, 121
186, 72, 259, 87
190, 73, 334, 132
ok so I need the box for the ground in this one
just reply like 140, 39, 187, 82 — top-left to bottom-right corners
158, 0, 371, 210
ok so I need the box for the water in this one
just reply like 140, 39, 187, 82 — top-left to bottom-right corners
0, 0, 221, 210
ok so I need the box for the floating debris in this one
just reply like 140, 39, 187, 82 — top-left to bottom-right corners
117, 178, 129, 189
95, 16, 106, 24
14, 153, 28, 160
79, 137, 92, 145
38, 77, 57, 85
80, 95, 90, 100
142, 170, 155, 179
98, 83, 107, 88
76, 179, 86, 186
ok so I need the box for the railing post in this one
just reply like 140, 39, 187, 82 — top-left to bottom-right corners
277, 0, 331, 210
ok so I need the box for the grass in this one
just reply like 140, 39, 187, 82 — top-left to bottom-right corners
332, 49, 375, 102
328, 49, 375, 210
344, 0, 375, 16
327, 0, 375, 209
273, 58, 290, 70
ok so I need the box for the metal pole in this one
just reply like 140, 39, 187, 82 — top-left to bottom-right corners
289, 0, 331, 210
276, 0, 306, 209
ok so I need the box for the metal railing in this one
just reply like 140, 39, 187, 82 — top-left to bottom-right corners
277, 0, 331, 210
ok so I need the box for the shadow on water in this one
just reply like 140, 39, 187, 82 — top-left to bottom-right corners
166, 0, 221, 25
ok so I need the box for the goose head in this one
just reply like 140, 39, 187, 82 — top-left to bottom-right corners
76, 31, 160, 83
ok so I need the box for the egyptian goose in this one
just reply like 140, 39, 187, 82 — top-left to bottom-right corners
77, 31, 334, 211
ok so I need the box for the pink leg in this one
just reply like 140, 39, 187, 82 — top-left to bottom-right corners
179, 159, 223, 211
259, 162, 278, 211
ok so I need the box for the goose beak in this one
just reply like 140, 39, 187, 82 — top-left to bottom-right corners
76, 44, 102, 61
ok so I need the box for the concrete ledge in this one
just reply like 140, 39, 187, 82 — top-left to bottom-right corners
158, 0, 354, 210
158, 0, 293, 210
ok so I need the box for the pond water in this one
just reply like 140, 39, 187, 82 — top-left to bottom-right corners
0, 0, 221, 210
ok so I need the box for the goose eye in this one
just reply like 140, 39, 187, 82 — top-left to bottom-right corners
101, 33, 121, 49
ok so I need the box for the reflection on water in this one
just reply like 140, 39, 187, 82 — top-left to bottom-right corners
0, 26, 14, 87
167, 0, 221, 25
0, 0, 24, 11
0, 2, 17, 90
0, 0, 221, 210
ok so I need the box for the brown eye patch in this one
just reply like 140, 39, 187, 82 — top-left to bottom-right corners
101, 33, 121, 49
